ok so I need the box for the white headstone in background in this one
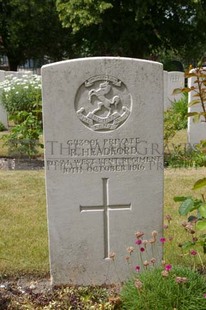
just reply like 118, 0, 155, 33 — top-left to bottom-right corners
42, 57, 164, 285
168, 71, 185, 104
0, 70, 8, 129
188, 69, 206, 146
163, 71, 170, 110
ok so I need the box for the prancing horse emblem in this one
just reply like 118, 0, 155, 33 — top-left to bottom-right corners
88, 81, 120, 116
75, 75, 132, 132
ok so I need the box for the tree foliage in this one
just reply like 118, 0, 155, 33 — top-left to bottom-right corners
56, 0, 206, 63
0, 0, 72, 70
57, 0, 113, 32
1, 0, 206, 70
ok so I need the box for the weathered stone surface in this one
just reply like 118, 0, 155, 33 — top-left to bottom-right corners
42, 57, 164, 285
0, 70, 8, 129
167, 71, 185, 104
164, 71, 169, 110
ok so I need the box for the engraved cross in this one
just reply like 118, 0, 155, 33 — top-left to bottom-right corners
80, 178, 131, 259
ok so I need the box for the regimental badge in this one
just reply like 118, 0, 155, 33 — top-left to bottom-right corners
75, 75, 132, 131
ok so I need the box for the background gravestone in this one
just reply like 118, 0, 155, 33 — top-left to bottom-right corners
42, 57, 164, 285
163, 71, 170, 110
188, 69, 206, 145
0, 70, 8, 129
167, 71, 185, 104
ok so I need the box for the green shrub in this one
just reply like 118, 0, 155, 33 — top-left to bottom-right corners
0, 74, 41, 115
171, 93, 188, 130
0, 121, 6, 131
164, 146, 206, 168
164, 110, 177, 143
1, 111, 43, 158
164, 93, 188, 143
0, 74, 43, 158
120, 266, 206, 310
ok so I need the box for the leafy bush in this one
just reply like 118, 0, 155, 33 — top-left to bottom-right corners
164, 93, 188, 143
171, 93, 188, 130
164, 145, 206, 168
0, 121, 6, 131
121, 266, 206, 310
174, 176, 206, 255
2, 111, 43, 158
0, 74, 41, 115
164, 110, 177, 143
0, 74, 43, 158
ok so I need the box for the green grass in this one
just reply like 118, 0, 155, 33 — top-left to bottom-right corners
164, 167, 206, 266
121, 266, 206, 310
0, 170, 49, 277
0, 168, 206, 277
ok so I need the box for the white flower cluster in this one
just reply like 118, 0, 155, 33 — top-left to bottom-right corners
0, 74, 41, 93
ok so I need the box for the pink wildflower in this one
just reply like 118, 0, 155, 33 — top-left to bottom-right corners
190, 249, 197, 256
165, 264, 172, 271
135, 265, 140, 272
160, 237, 166, 243
135, 239, 142, 245
150, 257, 156, 264
140, 247, 145, 252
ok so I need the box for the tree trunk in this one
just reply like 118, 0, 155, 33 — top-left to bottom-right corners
8, 58, 19, 71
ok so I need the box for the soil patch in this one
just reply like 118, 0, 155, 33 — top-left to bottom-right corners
0, 276, 121, 309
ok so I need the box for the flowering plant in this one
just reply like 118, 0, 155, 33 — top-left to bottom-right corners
0, 74, 43, 158
121, 265, 206, 309
120, 229, 206, 309
0, 74, 42, 115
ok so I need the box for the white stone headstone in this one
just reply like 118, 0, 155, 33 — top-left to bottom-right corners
42, 57, 164, 285
0, 70, 8, 129
163, 71, 170, 110
168, 71, 185, 104
188, 69, 206, 146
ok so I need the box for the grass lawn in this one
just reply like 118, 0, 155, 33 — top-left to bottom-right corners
0, 167, 206, 278
0, 170, 49, 277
